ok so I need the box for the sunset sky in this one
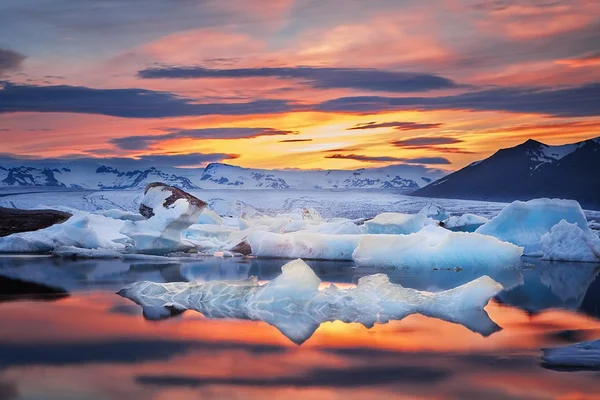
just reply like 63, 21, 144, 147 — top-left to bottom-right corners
1, 0, 599, 171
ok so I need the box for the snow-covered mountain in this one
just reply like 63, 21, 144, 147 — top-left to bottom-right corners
414, 136, 600, 209
0, 160, 445, 191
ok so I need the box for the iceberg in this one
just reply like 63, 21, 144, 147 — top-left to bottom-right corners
542, 340, 600, 370
476, 198, 590, 256
442, 213, 488, 232
102, 209, 145, 221
419, 203, 450, 221
0, 212, 126, 253
119, 259, 503, 344
353, 225, 523, 269
540, 220, 600, 262
364, 212, 435, 234
248, 231, 361, 260
121, 183, 207, 254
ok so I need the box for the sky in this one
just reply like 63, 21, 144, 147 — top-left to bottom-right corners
0, 0, 599, 171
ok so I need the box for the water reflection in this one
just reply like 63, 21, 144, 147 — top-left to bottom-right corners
1, 254, 600, 399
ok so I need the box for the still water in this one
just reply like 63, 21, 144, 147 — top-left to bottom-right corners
1, 255, 599, 400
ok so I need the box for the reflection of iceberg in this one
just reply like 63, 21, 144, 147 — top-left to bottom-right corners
542, 340, 600, 371
496, 257, 600, 315
119, 259, 503, 344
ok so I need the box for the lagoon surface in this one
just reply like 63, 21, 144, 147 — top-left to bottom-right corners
1, 255, 600, 400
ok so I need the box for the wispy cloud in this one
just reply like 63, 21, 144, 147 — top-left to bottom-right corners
111, 127, 297, 150
347, 121, 443, 131
325, 153, 451, 164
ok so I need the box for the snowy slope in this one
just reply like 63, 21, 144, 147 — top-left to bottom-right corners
414, 136, 600, 209
0, 159, 445, 191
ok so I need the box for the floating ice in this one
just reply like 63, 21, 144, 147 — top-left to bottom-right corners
364, 212, 435, 234
248, 231, 361, 260
197, 208, 223, 225
121, 183, 207, 254
419, 203, 450, 221
119, 259, 503, 344
353, 225, 523, 269
442, 213, 489, 232
0, 212, 126, 253
102, 209, 145, 221
540, 220, 600, 262
476, 198, 591, 256
542, 340, 600, 370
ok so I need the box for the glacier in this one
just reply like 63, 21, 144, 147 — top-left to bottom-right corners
119, 258, 504, 344
476, 198, 591, 255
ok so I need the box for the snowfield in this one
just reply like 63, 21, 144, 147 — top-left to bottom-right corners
1, 187, 599, 265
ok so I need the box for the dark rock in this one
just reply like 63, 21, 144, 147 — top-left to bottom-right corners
231, 240, 252, 255
0, 207, 72, 237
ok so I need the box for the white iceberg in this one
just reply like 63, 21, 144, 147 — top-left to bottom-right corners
364, 212, 435, 234
248, 231, 361, 260
542, 340, 600, 370
102, 209, 145, 221
540, 220, 600, 262
0, 212, 126, 253
353, 225, 523, 269
476, 198, 591, 256
122, 183, 207, 254
197, 208, 223, 225
119, 259, 503, 344
419, 203, 450, 221
442, 213, 489, 232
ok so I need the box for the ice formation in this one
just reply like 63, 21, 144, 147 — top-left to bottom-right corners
419, 203, 450, 221
119, 259, 503, 344
476, 198, 591, 255
248, 231, 361, 260
102, 209, 145, 221
353, 225, 523, 269
0, 212, 126, 253
442, 213, 489, 232
540, 220, 600, 262
364, 212, 435, 234
121, 183, 207, 254
542, 340, 600, 370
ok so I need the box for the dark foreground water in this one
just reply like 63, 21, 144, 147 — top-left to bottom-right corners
1, 255, 600, 400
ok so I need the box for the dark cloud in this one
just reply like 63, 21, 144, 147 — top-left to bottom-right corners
0, 49, 25, 75
135, 364, 451, 388
138, 66, 459, 93
0, 81, 295, 118
316, 83, 600, 117
391, 137, 463, 147
111, 128, 297, 150
326, 153, 452, 164
348, 121, 443, 130
278, 138, 313, 143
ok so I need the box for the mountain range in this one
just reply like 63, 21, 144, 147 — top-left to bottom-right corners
414, 136, 600, 209
0, 160, 444, 191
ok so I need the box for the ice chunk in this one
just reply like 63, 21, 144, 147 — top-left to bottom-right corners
102, 209, 145, 221
248, 231, 361, 260
540, 220, 600, 262
121, 183, 207, 254
364, 212, 435, 234
197, 208, 223, 225
419, 203, 450, 221
0, 212, 126, 253
119, 259, 503, 344
476, 198, 590, 256
542, 340, 600, 370
353, 225, 523, 269
442, 213, 488, 232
